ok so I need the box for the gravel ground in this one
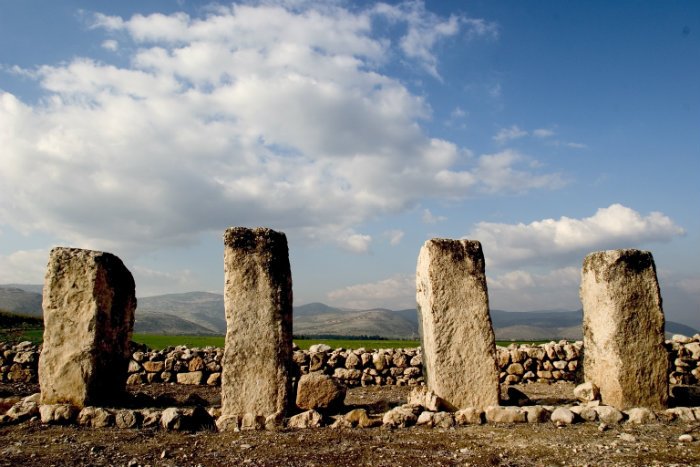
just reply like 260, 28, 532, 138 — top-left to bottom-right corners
1, 382, 699, 467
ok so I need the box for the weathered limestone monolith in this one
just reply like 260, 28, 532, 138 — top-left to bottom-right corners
416, 239, 499, 410
220, 227, 293, 424
39, 247, 136, 408
580, 249, 668, 410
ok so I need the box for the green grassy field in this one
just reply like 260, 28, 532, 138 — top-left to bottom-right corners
129, 335, 422, 350
131, 334, 225, 349
1, 329, 553, 350
0, 310, 44, 345
0, 328, 43, 345
129, 335, 550, 350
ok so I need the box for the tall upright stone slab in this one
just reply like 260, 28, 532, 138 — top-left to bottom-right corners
221, 227, 293, 421
39, 247, 136, 408
416, 239, 499, 410
580, 249, 668, 410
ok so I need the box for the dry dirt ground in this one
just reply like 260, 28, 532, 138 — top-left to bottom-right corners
1, 382, 699, 467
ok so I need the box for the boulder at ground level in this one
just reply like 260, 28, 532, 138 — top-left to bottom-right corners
407, 386, 446, 412
416, 410, 453, 428
574, 382, 600, 402
160, 406, 213, 431
343, 409, 374, 428
485, 406, 527, 424
383, 406, 419, 428
551, 407, 575, 425
40, 404, 78, 425
523, 406, 551, 423
77, 407, 114, 428
115, 409, 141, 428
625, 407, 657, 424
296, 373, 346, 410
455, 408, 484, 425
287, 410, 323, 428
216, 414, 240, 432
595, 405, 624, 424
5, 398, 39, 422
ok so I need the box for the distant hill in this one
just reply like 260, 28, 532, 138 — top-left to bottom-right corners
490, 309, 583, 340
1, 285, 697, 339
666, 321, 700, 338
1, 284, 44, 294
137, 292, 226, 334
0, 286, 43, 316
133, 311, 219, 335
294, 303, 418, 339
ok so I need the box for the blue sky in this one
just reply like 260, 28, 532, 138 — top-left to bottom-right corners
1, 0, 698, 328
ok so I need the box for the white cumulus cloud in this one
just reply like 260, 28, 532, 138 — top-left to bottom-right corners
327, 273, 415, 309
487, 267, 581, 311
0, 1, 559, 257
421, 208, 446, 225
470, 204, 686, 267
385, 230, 405, 246
450, 107, 466, 118
533, 128, 554, 138
372, 1, 496, 78
101, 39, 119, 51
493, 124, 527, 143
132, 266, 199, 297
0, 249, 50, 284
472, 149, 566, 194
338, 233, 373, 254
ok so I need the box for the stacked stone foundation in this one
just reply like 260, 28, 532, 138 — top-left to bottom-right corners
3, 336, 698, 388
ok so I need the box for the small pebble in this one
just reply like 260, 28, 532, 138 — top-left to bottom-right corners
618, 433, 637, 443
679, 434, 694, 443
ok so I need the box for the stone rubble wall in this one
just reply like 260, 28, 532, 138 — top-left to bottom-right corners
0, 341, 38, 384
2, 334, 698, 388
3, 380, 700, 432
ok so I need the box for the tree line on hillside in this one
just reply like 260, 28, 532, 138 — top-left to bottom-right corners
0, 310, 43, 329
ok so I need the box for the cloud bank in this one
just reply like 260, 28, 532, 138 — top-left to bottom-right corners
329, 204, 686, 311
487, 267, 581, 311
470, 204, 685, 267
0, 249, 49, 284
0, 1, 561, 256
327, 273, 415, 310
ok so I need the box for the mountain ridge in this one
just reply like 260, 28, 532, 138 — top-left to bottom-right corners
2, 285, 697, 340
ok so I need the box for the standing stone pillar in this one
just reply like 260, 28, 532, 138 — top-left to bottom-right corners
580, 249, 668, 410
221, 227, 293, 423
39, 247, 136, 408
416, 239, 499, 410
